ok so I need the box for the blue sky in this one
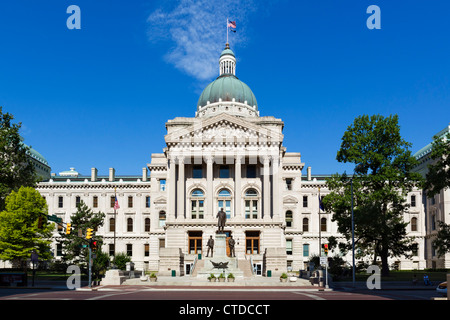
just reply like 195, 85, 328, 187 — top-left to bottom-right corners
0, 0, 449, 177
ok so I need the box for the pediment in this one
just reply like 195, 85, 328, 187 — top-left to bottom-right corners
165, 113, 283, 145
283, 195, 298, 204
153, 196, 167, 205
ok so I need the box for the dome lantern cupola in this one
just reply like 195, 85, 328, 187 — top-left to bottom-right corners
219, 43, 236, 76
196, 43, 259, 118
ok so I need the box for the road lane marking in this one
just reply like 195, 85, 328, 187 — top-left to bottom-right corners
291, 292, 326, 300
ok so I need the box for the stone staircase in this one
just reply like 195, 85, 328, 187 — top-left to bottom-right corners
191, 257, 254, 279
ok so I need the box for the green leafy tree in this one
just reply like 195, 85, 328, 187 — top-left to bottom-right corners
424, 131, 450, 256
113, 252, 131, 270
323, 114, 423, 276
0, 186, 54, 268
59, 201, 105, 273
92, 248, 110, 282
0, 107, 37, 211
424, 132, 450, 197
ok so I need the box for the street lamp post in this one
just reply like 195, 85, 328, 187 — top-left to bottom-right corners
351, 177, 355, 287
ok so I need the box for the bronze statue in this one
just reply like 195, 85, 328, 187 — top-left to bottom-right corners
206, 235, 214, 257
228, 236, 236, 257
217, 208, 226, 233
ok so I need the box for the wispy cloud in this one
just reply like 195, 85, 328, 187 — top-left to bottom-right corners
147, 0, 259, 82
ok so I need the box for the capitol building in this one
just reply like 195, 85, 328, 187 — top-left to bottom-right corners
35, 44, 449, 276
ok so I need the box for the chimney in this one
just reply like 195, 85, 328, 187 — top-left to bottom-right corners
109, 168, 115, 182
307, 166, 311, 181
142, 167, 148, 182
91, 168, 98, 182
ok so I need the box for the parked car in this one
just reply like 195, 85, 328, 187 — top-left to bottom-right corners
436, 282, 447, 296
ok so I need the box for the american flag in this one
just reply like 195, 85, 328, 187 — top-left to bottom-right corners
114, 196, 120, 210
228, 20, 236, 29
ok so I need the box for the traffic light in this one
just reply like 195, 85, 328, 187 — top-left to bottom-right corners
86, 228, 94, 240
66, 223, 71, 235
91, 240, 98, 252
323, 243, 329, 256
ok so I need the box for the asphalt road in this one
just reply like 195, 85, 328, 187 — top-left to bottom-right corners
1, 286, 446, 319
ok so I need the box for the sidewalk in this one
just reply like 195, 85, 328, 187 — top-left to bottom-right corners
331, 280, 439, 291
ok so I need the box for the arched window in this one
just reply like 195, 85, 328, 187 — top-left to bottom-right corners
320, 217, 327, 232
192, 189, 204, 197
244, 188, 259, 219
191, 189, 205, 219
159, 211, 166, 227
285, 210, 293, 228
411, 217, 418, 232
218, 188, 232, 219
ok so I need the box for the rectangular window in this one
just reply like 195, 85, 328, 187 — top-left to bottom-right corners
286, 239, 293, 255
56, 243, 63, 256
109, 244, 115, 257
246, 165, 256, 178
76, 196, 81, 207
411, 195, 416, 207
110, 196, 115, 208
219, 165, 230, 178
159, 238, 165, 248
93, 196, 98, 208
245, 200, 258, 219
193, 165, 203, 179
128, 196, 133, 208
58, 196, 63, 208
144, 244, 150, 257
286, 178, 293, 190
303, 196, 308, 208
303, 244, 309, 257
188, 231, 202, 254
191, 200, 204, 219
160, 179, 166, 191
126, 244, 132, 257
145, 196, 151, 208
245, 231, 260, 254
219, 200, 231, 219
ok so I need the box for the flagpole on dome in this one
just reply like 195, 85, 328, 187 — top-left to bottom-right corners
227, 17, 229, 45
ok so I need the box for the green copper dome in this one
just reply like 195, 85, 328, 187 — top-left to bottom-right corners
197, 74, 258, 109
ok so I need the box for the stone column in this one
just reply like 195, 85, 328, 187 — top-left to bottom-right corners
272, 156, 280, 220
177, 156, 185, 219
206, 155, 214, 219
235, 155, 242, 218
168, 157, 176, 221
263, 156, 270, 220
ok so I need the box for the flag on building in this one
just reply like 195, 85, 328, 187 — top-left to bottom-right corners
114, 196, 120, 210
228, 20, 236, 32
319, 194, 324, 211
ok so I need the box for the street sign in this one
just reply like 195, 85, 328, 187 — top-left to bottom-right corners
320, 256, 328, 266
48, 215, 63, 223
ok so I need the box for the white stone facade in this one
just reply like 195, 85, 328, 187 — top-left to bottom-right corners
33, 46, 447, 276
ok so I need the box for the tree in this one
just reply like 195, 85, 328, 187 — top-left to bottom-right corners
322, 114, 423, 276
0, 107, 37, 211
424, 131, 450, 256
59, 201, 105, 273
424, 132, 450, 197
0, 186, 54, 268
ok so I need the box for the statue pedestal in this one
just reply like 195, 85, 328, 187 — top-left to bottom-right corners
215, 233, 227, 257
101, 269, 126, 286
